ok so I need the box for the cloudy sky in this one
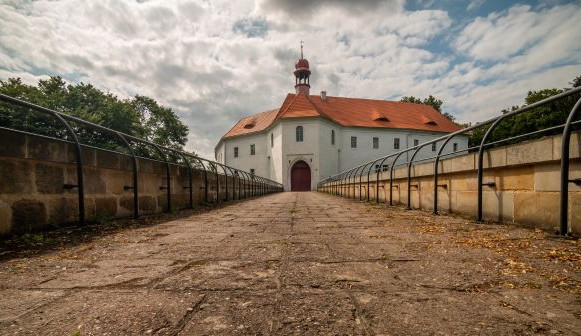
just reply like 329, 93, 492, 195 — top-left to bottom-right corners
0, 0, 580, 158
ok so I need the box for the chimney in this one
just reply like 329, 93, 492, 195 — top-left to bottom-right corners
321, 91, 327, 101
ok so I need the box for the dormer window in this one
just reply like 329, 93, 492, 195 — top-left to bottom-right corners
244, 118, 256, 129
421, 115, 437, 126
371, 110, 389, 122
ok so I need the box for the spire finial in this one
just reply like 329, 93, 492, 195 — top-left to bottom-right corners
300, 40, 304, 58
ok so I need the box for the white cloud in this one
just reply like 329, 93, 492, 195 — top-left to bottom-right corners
466, 0, 485, 12
453, 4, 581, 62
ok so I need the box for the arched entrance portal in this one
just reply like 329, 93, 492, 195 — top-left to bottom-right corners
291, 160, 311, 191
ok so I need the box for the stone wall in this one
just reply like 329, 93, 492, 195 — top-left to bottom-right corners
319, 131, 581, 234
0, 129, 260, 235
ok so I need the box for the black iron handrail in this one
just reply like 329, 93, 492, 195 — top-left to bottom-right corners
0, 93, 283, 226
318, 87, 581, 236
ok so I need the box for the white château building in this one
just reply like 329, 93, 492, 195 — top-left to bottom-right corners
215, 50, 467, 191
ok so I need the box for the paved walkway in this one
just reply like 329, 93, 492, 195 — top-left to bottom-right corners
0, 192, 580, 335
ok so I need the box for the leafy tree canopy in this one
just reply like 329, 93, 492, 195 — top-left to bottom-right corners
468, 75, 580, 148
400, 94, 455, 121
0, 76, 189, 152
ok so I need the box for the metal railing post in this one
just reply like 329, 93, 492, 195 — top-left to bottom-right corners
433, 135, 455, 214
389, 152, 406, 206
407, 145, 425, 210
174, 151, 193, 209
376, 156, 391, 203
366, 159, 380, 201
116, 133, 139, 218
477, 117, 506, 222
151, 144, 171, 212
559, 97, 581, 235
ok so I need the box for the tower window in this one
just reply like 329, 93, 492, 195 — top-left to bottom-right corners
394, 138, 400, 150
431, 143, 436, 152
373, 137, 379, 149
296, 126, 304, 142
453, 143, 458, 152
351, 136, 357, 148
250, 144, 255, 155
271, 133, 274, 147
331, 130, 335, 145
234, 147, 238, 158
414, 139, 419, 147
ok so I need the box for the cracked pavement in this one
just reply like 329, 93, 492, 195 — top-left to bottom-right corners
0, 192, 580, 335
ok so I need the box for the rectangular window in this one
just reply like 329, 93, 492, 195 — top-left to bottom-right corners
250, 169, 255, 175
375, 164, 389, 172
331, 130, 335, 145
432, 143, 436, 152
271, 133, 273, 147
394, 138, 400, 150
250, 144, 255, 155
351, 136, 357, 148
453, 143, 458, 152
414, 139, 419, 147
296, 126, 303, 142
373, 137, 379, 149
234, 147, 238, 158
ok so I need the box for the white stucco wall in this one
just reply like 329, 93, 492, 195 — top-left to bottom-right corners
336, 127, 468, 174
217, 117, 468, 191
279, 119, 320, 191
219, 132, 270, 179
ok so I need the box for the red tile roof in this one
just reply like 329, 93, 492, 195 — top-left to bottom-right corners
222, 108, 279, 138
223, 93, 461, 139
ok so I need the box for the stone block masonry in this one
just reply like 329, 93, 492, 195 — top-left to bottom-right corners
0, 129, 244, 235
321, 131, 581, 234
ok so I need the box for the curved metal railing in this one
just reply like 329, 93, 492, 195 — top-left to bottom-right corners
318, 87, 581, 236
0, 93, 284, 226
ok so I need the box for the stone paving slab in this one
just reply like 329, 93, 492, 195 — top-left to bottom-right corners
0, 192, 580, 335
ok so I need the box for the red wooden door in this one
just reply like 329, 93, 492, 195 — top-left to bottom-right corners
291, 161, 311, 191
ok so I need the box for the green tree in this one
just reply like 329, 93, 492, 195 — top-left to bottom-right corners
468, 76, 580, 148
0, 76, 189, 154
400, 94, 454, 121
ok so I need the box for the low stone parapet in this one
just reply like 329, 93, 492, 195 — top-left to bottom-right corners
0, 129, 251, 235
320, 131, 581, 234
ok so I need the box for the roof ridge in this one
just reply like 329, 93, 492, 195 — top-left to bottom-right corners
304, 94, 326, 118
276, 93, 299, 119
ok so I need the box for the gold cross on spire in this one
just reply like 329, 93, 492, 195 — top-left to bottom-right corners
300, 40, 304, 58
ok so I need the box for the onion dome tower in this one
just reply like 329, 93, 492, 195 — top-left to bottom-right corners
294, 42, 311, 95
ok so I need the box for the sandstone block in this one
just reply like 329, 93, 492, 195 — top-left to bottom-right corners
48, 197, 79, 225
35, 163, 64, 194
138, 195, 156, 214
119, 196, 135, 213
497, 166, 534, 191
94, 197, 118, 217
0, 160, 33, 193
514, 192, 559, 232
552, 131, 580, 160
570, 193, 581, 234
507, 137, 553, 166
28, 136, 66, 162
0, 200, 11, 235
482, 147, 506, 169
67, 146, 97, 166
11, 199, 47, 233
106, 169, 132, 195
77, 167, 106, 194
96, 150, 120, 170
0, 129, 26, 158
